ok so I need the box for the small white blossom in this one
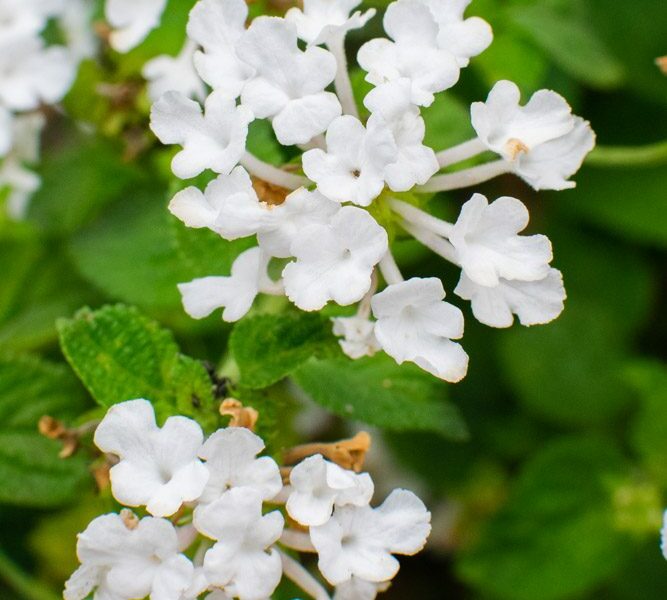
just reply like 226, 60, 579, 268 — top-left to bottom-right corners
285, 0, 376, 46
0, 0, 63, 39
287, 454, 374, 526
302, 114, 397, 206
59, 0, 98, 61
195, 489, 284, 600
196, 426, 283, 507
363, 78, 439, 191
310, 488, 431, 584
455, 268, 566, 328
283, 206, 388, 311
0, 36, 75, 112
661, 510, 667, 560
151, 90, 253, 179
420, 0, 492, 67
334, 577, 389, 600
449, 193, 553, 287
64, 512, 194, 600
105, 0, 167, 53
332, 316, 381, 359
471, 80, 595, 190
236, 17, 341, 145
143, 41, 207, 102
186, 0, 254, 96
94, 399, 209, 517
371, 277, 468, 382
178, 247, 277, 323
0, 106, 12, 156
357, 0, 460, 106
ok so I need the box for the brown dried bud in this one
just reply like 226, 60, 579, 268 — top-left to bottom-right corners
220, 398, 259, 431
283, 431, 372, 472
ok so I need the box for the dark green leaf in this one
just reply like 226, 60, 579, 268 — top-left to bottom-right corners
231, 312, 339, 389
0, 356, 89, 507
458, 437, 632, 600
294, 354, 468, 439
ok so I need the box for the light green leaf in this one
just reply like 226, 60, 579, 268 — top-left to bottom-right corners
0, 356, 90, 507
293, 354, 468, 439
458, 437, 632, 600
231, 313, 339, 389
57, 304, 219, 429
508, 4, 624, 88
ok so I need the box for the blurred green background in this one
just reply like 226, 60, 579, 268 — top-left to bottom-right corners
0, 0, 666, 598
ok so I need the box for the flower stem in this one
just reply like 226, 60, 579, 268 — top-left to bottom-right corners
585, 140, 667, 167
327, 34, 359, 119
417, 160, 511, 193
378, 251, 404, 285
279, 550, 332, 600
435, 138, 487, 168
0, 547, 59, 600
240, 152, 309, 190
388, 197, 454, 237
280, 529, 317, 553
356, 269, 378, 319
400, 220, 459, 265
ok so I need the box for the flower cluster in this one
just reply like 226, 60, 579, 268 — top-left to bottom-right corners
0, 0, 94, 218
65, 399, 431, 600
150, 0, 595, 383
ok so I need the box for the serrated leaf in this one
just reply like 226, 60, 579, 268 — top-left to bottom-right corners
57, 304, 219, 430
458, 437, 632, 600
0, 356, 90, 507
230, 313, 339, 389
293, 354, 468, 439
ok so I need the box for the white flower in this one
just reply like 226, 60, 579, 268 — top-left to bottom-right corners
371, 277, 468, 382
334, 577, 388, 600
105, 0, 167, 52
0, 157, 41, 219
302, 115, 397, 206
150, 90, 253, 179
0, 0, 63, 39
455, 268, 566, 328
0, 36, 75, 111
178, 247, 276, 323
420, 0, 492, 67
449, 193, 553, 287
195, 489, 284, 600
64, 512, 194, 600
310, 488, 431, 584
285, 0, 376, 46
283, 206, 388, 311
187, 0, 254, 96
661, 509, 667, 560
363, 79, 439, 191
0, 106, 13, 157
59, 0, 98, 61
471, 80, 595, 190
94, 399, 209, 517
196, 426, 283, 507
143, 41, 207, 102
357, 0, 460, 106
287, 454, 374, 526
236, 17, 341, 145
332, 316, 380, 359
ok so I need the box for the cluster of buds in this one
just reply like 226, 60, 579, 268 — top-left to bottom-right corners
0, 0, 95, 217
64, 399, 431, 600
147, 0, 595, 383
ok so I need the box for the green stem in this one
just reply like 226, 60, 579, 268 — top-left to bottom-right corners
586, 140, 667, 167
0, 547, 59, 600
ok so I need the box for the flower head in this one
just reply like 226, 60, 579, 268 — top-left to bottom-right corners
143, 41, 207, 102
332, 316, 381, 359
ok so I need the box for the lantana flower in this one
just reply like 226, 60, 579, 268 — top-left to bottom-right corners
148, 0, 595, 383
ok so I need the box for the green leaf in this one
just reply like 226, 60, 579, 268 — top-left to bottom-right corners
57, 304, 219, 429
0, 356, 90, 507
27, 131, 143, 235
422, 93, 475, 151
458, 437, 632, 600
508, 4, 624, 89
558, 165, 667, 248
293, 354, 468, 439
627, 361, 667, 485
231, 313, 339, 389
